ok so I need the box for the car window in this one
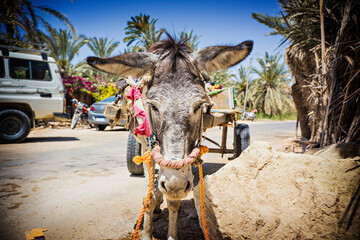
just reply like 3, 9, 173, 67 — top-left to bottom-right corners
9, 58, 52, 81
0, 57, 4, 78
99, 96, 116, 103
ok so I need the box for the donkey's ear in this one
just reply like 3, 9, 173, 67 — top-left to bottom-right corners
87, 52, 158, 78
191, 41, 253, 73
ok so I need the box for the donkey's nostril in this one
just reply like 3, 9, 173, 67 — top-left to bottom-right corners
185, 181, 192, 192
160, 180, 167, 192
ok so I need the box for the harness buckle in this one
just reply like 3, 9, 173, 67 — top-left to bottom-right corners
147, 133, 156, 151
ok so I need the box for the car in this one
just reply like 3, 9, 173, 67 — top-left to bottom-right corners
88, 95, 126, 130
0, 45, 69, 143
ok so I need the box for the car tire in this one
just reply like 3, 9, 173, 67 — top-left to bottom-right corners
126, 131, 144, 175
234, 123, 250, 158
96, 125, 107, 131
70, 113, 80, 129
0, 109, 31, 143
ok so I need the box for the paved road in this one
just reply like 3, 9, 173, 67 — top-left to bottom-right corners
0, 120, 295, 240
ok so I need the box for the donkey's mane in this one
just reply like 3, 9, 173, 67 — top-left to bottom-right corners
148, 32, 195, 73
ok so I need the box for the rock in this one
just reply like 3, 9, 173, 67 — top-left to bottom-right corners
193, 141, 360, 240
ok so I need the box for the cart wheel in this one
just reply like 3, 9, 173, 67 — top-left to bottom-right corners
126, 131, 144, 175
234, 123, 250, 158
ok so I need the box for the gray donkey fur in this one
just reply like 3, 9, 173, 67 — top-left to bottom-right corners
88, 34, 253, 240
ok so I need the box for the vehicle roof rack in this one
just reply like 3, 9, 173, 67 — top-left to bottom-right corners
0, 44, 51, 61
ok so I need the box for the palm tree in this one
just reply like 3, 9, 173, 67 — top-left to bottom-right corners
75, 37, 120, 79
45, 29, 86, 69
252, 0, 360, 145
248, 52, 294, 116
87, 37, 120, 58
234, 66, 251, 94
234, 66, 252, 106
210, 70, 235, 86
0, 0, 75, 47
178, 30, 201, 51
123, 13, 164, 50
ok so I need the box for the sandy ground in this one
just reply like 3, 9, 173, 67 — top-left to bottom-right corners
0, 120, 295, 240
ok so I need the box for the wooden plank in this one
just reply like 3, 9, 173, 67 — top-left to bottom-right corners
208, 148, 234, 154
212, 113, 228, 126
211, 109, 241, 114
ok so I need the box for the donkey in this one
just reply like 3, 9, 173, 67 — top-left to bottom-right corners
87, 34, 253, 240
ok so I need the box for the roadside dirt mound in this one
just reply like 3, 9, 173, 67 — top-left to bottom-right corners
194, 141, 360, 239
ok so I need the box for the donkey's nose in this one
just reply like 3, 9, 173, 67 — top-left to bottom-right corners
158, 179, 193, 198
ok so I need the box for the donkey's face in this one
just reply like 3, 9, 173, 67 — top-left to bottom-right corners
87, 37, 253, 200
146, 67, 208, 199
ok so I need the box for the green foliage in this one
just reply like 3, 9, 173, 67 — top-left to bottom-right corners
252, 0, 360, 145
248, 52, 295, 116
86, 37, 119, 58
234, 66, 252, 106
177, 30, 201, 51
123, 13, 164, 50
252, 0, 322, 52
0, 0, 75, 47
209, 69, 235, 86
45, 29, 86, 69
92, 84, 117, 102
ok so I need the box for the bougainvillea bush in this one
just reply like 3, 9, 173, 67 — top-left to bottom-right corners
62, 70, 118, 105
91, 75, 117, 102
62, 74, 96, 97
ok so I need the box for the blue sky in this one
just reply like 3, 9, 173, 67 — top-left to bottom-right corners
33, 0, 286, 74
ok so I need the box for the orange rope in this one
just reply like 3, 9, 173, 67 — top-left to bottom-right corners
198, 146, 210, 240
132, 150, 154, 240
132, 145, 210, 240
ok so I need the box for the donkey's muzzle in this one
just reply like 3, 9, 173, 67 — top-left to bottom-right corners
158, 175, 193, 200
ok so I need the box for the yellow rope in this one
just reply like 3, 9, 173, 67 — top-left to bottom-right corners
132, 145, 210, 240
132, 150, 153, 240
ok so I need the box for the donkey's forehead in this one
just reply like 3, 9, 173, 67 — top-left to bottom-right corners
146, 78, 206, 101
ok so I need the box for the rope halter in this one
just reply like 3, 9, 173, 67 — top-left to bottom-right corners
150, 145, 209, 168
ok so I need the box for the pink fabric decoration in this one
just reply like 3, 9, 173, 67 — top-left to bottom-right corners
127, 86, 150, 137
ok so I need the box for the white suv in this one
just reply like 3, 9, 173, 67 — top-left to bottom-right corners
0, 45, 69, 143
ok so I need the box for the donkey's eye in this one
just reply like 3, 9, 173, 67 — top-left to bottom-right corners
150, 104, 159, 112
194, 104, 202, 114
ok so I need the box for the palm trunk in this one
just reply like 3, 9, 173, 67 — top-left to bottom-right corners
319, 0, 329, 147
291, 83, 311, 139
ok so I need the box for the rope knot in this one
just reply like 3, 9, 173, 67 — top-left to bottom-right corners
133, 150, 152, 165
199, 145, 209, 157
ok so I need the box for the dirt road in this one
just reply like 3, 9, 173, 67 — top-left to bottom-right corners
0, 120, 295, 240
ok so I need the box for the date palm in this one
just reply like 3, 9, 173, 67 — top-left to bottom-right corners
0, 0, 75, 47
234, 66, 252, 106
248, 52, 294, 116
123, 14, 164, 50
87, 37, 120, 58
44, 29, 85, 69
235, 66, 251, 93
252, 0, 360, 145
178, 30, 201, 51
209, 70, 235, 86
77, 37, 120, 80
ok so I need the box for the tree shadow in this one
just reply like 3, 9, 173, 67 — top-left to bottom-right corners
24, 137, 79, 143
